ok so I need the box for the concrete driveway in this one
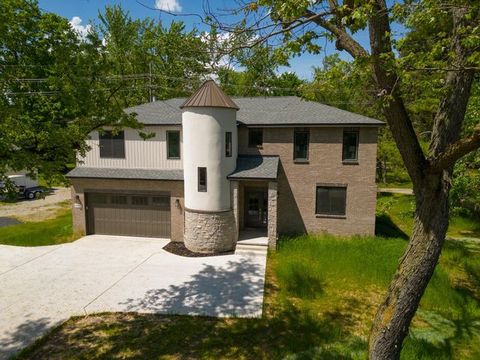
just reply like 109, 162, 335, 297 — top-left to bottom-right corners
0, 236, 267, 359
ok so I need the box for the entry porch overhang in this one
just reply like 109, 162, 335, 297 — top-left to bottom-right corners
228, 155, 279, 181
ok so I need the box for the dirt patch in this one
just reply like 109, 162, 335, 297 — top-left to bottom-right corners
0, 188, 71, 222
163, 241, 234, 257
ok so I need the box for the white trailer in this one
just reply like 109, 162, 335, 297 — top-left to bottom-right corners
6, 175, 43, 200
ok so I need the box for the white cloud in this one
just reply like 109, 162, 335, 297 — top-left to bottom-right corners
69, 16, 92, 39
155, 0, 182, 13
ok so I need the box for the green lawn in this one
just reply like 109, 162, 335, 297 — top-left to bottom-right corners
0, 209, 81, 246
14, 194, 480, 359
376, 193, 480, 239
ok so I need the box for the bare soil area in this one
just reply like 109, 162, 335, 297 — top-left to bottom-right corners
0, 187, 71, 222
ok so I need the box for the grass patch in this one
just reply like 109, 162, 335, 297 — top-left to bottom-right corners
376, 193, 480, 238
0, 209, 81, 246
16, 234, 480, 359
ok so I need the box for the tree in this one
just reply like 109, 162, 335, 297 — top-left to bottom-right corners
217, 44, 304, 96
0, 0, 140, 187
97, 5, 211, 106
0, 1, 213, 188
200, 1, 480, 358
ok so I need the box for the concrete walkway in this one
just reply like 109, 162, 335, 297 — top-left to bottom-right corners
0, 236, 267, 359
377, 187, 414, 195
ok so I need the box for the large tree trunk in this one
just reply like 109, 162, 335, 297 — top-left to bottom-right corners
369, 170, 452, 359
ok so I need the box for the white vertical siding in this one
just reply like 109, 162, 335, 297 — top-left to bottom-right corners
78, 126, 183, 170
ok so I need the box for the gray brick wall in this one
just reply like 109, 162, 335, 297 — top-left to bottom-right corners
238, 126, 378, 236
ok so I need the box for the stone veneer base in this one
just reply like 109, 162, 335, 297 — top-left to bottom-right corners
184, 208, 237, 254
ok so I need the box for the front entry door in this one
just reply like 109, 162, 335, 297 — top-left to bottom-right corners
245, 188, 268, 228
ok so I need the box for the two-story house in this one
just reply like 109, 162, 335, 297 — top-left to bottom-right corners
67, 80, 383, 253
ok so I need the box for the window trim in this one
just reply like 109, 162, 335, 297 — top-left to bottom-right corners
225, 131, 233, 157
166, 130, 181, 160
99, 130, 125, 159
293, 128, 310, 162
315, 183, 347, 218
198, 167, 207, 192
342, 129, 359, 163
248, 128, 263, 148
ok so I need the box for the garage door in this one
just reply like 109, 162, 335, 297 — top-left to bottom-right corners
86, 193, 171, 238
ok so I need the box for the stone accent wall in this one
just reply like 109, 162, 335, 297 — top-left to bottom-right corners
238, 126, 378, 236
70, 178, 184, 241
184, 209, 236, 253
268, 181, 278, 249
231, 181, 240, 241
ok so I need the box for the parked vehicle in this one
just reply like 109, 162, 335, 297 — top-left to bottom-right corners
0, 175, 44, 200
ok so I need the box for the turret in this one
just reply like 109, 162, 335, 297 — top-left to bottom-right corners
181, 80, 239, 253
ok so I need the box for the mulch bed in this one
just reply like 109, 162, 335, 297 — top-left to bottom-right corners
163, 242, 234, 257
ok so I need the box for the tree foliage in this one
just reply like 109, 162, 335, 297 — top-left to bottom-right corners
218, 45, 304, 96
0, 0, 212, 188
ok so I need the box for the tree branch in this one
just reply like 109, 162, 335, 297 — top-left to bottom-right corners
428, 7, 476, 161
429, 124, 480, 172
367, 0, 427, 183
303, 9, 369, 58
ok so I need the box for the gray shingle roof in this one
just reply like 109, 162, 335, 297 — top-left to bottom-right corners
228, 156, 279, 180
125, 96, 383, 126
67, 167, 183, 181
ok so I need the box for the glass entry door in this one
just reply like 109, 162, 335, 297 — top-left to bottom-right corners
244, 187, 268, 228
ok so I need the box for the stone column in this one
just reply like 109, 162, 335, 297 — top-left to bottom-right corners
268, 181, 278, 250
231, 181, 240, 242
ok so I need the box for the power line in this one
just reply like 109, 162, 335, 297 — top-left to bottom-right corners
1, 71, 382, 95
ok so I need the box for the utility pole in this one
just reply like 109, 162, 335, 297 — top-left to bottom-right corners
149, 62, 153, 102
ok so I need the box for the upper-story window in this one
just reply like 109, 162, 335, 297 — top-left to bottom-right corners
248, 128, 263, 148
225, 131, 233, 157
315, 185, 347, 217
99, 130, 125, 158
343, 129, 359, 162
167, 131, 181, 159
198, 167, 207, 192
294, 129, 309, 162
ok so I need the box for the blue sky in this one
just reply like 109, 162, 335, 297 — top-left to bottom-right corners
38, 0, 371, 79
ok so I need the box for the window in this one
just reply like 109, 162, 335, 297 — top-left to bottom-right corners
167, 131, 180, 159
111, 195, 127, 205
315, 185, 347, 216
132, 196, 148, 206
343, 130, 359, 162
99, 130, 125, 158
152, 196, 170, 210
248, 128, 263, 148
90, 193, 108, 204
294, 129, 309, 161
225, 131, 233, 157
198, 167, 207, 192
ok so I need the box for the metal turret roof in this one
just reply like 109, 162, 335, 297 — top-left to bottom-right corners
180, 79, 239, 110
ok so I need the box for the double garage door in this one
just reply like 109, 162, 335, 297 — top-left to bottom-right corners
86, 192, 171, 238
